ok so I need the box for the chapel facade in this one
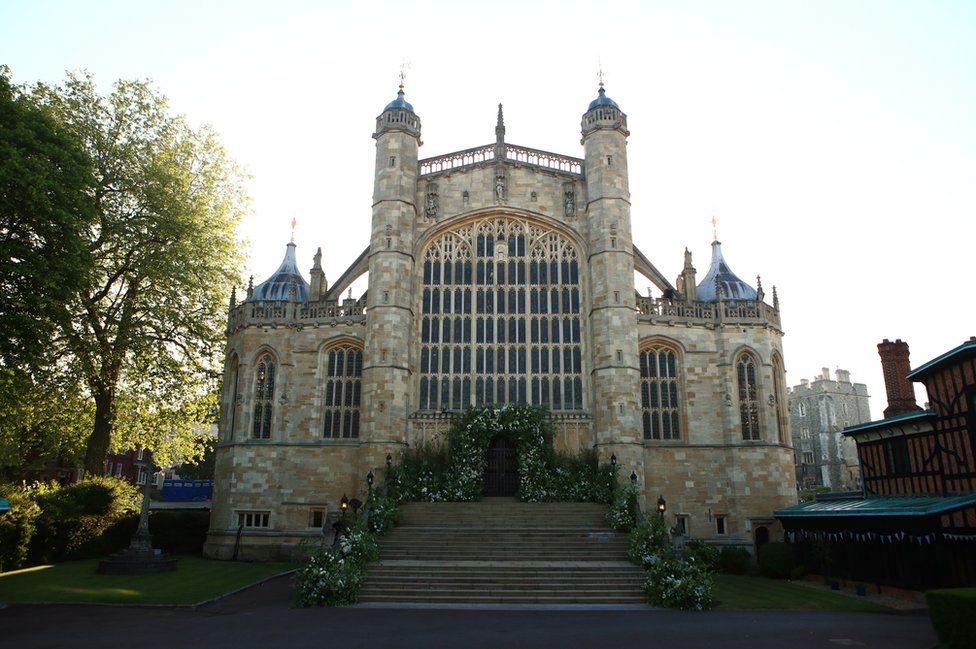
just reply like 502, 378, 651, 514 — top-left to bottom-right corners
204, 84, 798, 560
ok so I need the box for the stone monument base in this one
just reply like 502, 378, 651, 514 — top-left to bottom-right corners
97, 549, 178, 575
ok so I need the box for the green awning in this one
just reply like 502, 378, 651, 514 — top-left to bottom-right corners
775, 494, 976, 519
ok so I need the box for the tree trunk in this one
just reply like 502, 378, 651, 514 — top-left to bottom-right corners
83, 387, 115, 476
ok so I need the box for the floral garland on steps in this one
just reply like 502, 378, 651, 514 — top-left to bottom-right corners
388, 405, 615, 503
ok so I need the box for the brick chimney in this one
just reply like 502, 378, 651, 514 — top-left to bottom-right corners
877, 339, 921, 418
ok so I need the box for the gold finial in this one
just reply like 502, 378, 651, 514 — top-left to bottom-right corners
711, 213, 718, 241
398, 60, 409, 91
598, 58, 605, 88
290, 217, 297, 243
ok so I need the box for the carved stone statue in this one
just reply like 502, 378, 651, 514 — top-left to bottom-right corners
425, 183, 438, 218
495, 174, 506, 202
564, 190, 576, 217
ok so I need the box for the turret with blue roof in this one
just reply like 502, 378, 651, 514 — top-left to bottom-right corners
250, 241, 310, 303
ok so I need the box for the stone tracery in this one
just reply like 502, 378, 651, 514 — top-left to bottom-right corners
418, 216, 584, 412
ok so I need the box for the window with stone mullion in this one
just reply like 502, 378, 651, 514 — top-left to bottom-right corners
640, 346, 681, 440
419, 218, 583, 412
323, 345, 362, 438
252, 353, 276, 439
737, 354, 761, 440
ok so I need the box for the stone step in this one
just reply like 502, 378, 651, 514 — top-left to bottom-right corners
357, 593, 647, 604
359, 499, 643, 605
369, 568, 642, 577
365, 580, 643, 588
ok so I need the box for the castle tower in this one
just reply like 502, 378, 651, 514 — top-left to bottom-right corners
580, 84, 644, 489
360, 85, 422, 473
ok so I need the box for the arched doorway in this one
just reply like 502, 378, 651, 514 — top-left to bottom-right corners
483, 435, 518, 497
754, 525, 770, 553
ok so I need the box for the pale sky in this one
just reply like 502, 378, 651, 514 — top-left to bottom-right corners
3, 0, 973, 420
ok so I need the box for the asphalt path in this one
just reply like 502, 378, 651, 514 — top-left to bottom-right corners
0, 575, 938, 649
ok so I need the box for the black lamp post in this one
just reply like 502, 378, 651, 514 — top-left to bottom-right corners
657, 495, 666, 519
630, 471, 638, 488
610, 453, 617, 468
386, 453, 393, 469
366, 469, 374, 503
340, 494, 349, 523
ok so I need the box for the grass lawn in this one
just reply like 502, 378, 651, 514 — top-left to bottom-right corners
0, 556, 295, 606
713, 575, 892, 612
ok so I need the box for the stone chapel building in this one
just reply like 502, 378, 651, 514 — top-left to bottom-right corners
204, 83, 798, 559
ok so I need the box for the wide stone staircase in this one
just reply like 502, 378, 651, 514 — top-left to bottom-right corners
359, 498, 645, 604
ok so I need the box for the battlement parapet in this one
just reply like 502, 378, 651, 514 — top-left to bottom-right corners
419, 142, 583, 179
636, 296, 781, 330
227, 299, 366, 333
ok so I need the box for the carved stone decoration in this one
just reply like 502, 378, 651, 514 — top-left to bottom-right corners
494, 172, 506, 203
564, 189, 576, 217
424, 182, 438, 219
462, 190, 470, 208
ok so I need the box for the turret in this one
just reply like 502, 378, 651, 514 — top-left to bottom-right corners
696, 240, 758, 302
580, 82, 643, 494
360, 83, 423, 475
249, 242, 310, 303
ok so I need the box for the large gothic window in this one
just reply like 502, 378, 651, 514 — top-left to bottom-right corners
252, 352, 276, 439
639, 344, 681, 440
418, 217, 584, 411
737, 352, 761, 440
323, 343, 362, 438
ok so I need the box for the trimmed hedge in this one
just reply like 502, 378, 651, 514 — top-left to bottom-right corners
757, 542, 795, 579
718, 545, 752, 574
927, 588, 976, 649
0, 488, 40, 571
1, 478, 211, 569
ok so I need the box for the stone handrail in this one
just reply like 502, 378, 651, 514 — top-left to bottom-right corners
418, 142, 583, 178
227, 299, 366, 331
636, 296, 781, 329
504, 144, 583, 176
419, 144, 495, 176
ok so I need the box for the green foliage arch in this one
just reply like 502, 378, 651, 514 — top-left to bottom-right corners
389, 405, 614, 503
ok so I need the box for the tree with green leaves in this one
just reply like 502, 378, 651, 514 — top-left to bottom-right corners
0, 67, 95, 371
28, 72, 246, 475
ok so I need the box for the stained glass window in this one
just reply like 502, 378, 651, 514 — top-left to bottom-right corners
323, 344, 363, 438
639, 345, 681, 440
252, 353, 276, 439
419, 218, 584, 411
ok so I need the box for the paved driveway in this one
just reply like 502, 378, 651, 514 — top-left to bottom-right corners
0, 575, 938, 649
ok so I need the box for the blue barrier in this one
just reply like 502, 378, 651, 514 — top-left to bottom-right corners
161, 479, 214, 501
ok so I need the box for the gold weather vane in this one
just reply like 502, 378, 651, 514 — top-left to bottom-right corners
598, 58, 605, 88
290, 217, 297, 243
711, 213, 718, 241
399, 60, 409, 91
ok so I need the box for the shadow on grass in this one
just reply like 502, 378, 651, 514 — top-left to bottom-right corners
0, 555, 295, 606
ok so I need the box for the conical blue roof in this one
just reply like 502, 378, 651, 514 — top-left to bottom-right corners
251, 242, 310, 302
384, 88, 414, 112
696, 240, 758, 302
587, 86, 620, 111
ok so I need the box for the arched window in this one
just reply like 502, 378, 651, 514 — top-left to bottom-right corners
418, 217, 584, 411
252, 353, 276, 439
772, 354, 788, 443
227, 355, 240, 440
323, 343, 363, 438
639, 344, 682, 440
737, 352, 761, 440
